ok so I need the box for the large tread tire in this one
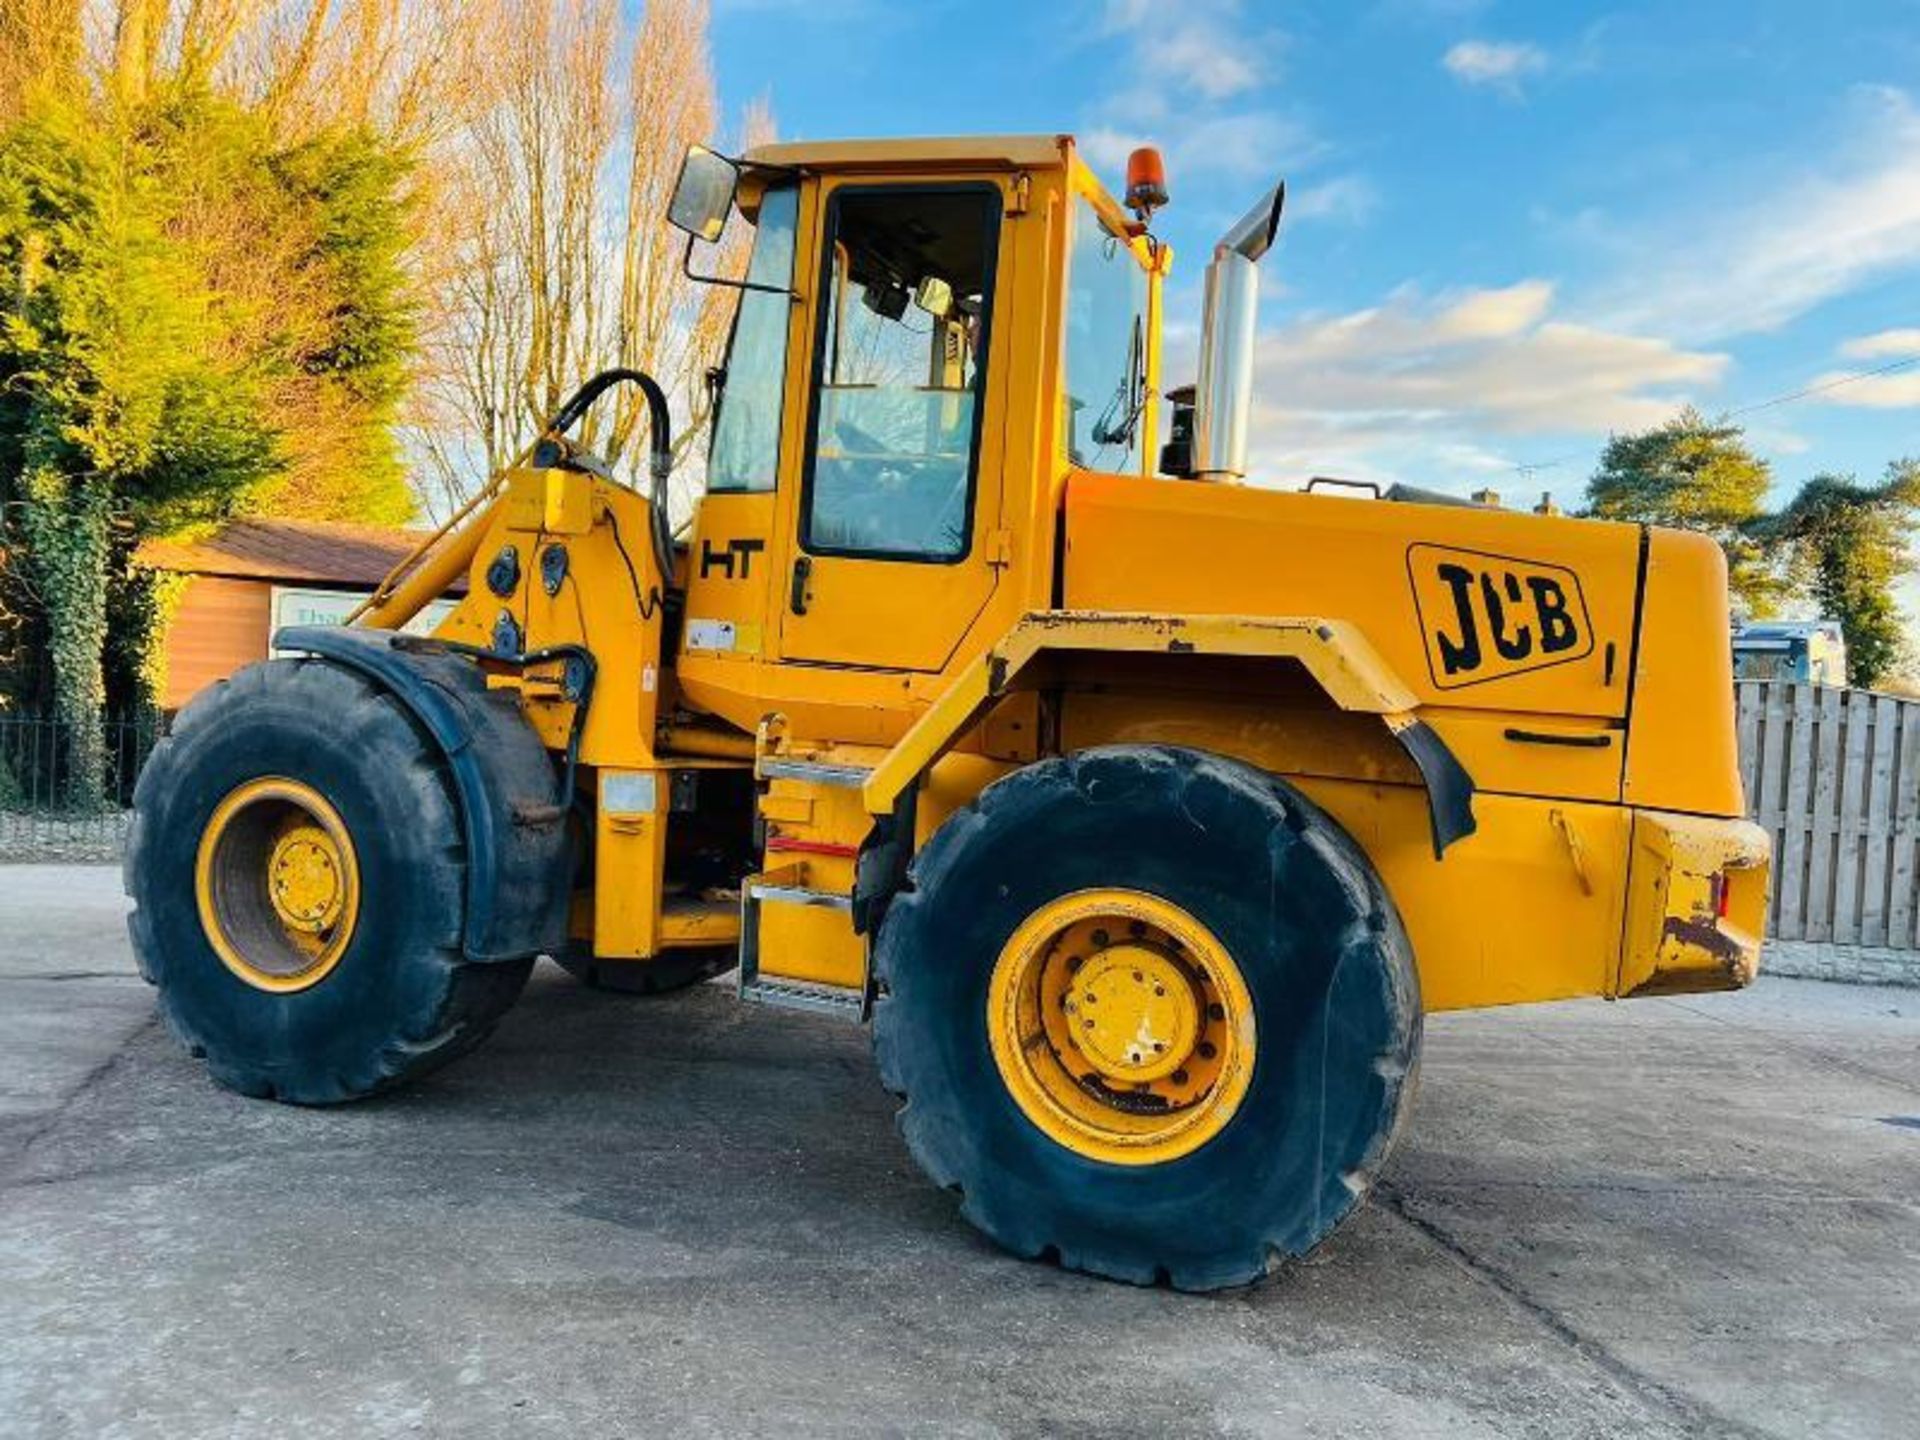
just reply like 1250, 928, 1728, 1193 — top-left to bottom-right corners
871, 744, 1421, 1291
125, 658, 532, 1104
552, 945, 736, 996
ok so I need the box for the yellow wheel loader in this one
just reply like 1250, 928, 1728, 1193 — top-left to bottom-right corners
128, 135, 1771, 1290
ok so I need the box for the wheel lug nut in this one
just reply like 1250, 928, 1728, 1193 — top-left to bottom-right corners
1207, 1002, 1225, 1021
1197, 1041, 1217, 1059
1091, 928, 1110, 947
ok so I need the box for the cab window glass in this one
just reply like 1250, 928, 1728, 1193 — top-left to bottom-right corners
708, 184, 799, 493
1063, 196, 1149, 472
803, 187, 999, 561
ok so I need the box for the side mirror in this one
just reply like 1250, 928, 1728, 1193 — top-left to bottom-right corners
913, 275, 954, 319
667, 145, 738, 243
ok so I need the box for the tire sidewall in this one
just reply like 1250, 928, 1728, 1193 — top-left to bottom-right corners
133, 666, 468, 1098
875, 746, 1419, 1282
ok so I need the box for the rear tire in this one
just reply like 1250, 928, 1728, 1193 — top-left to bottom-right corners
553, 945, 736, 995
126, 659, 532, 1104
871, 744, 1421, 1291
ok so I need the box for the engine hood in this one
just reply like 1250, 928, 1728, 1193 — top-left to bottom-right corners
1063, 471, 1643, 720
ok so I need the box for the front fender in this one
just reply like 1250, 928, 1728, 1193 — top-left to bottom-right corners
275, 626, 573, 962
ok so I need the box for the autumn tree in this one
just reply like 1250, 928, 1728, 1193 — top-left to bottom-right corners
0, 0, 447, 797
409, 0, 767, 523
1585, 407, 1781, 615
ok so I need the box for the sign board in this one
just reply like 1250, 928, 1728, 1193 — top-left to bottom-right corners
269, 588, 457, 657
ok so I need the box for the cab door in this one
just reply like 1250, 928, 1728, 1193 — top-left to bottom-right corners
678, 181, 804, 670
776, 180, 1014, 672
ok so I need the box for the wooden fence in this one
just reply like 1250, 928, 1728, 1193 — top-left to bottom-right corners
1737, 681, 1920, 952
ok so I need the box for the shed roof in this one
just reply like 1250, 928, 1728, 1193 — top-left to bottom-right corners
137, 518, 441, 589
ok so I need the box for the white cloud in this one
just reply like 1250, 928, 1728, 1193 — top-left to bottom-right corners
1433, 279, 1553, 338
1441, 39, 1547, 95
1156, 22, 1264, 101
1081, 112, 1316, 186
1103, 0, 1274, 99
1288, 174, 1380, 226
1230, 282, 1726, 492
1803, 328, 1920, 408
1593, 85, 1920, 342
1841, 328, 1920, 359
1084, 2, 1303, 188
1808, 369, 1920, 409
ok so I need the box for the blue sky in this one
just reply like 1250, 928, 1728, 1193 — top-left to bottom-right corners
710, 0, 1919, 599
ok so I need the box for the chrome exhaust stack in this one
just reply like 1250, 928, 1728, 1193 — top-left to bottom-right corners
1193, 181, 1285, 482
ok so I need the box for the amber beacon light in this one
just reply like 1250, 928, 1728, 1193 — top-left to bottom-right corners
1124, 146, 1169, 218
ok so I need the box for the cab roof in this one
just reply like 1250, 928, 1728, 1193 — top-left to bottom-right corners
743, 134, 1073, 174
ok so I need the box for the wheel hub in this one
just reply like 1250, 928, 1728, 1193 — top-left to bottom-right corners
1065, 945, 1199, 1083
269, 825, 345, 933
986, 888, 1256, 1166
195, 778, 361, 994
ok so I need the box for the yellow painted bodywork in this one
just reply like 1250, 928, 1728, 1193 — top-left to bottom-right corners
860, 608, 1420, 819
356, 131, 1768, 1014
757, 892, 866, 988
1623, 529, 1748, 816
594, 769, 668, 959
1618, 809, 1770, 996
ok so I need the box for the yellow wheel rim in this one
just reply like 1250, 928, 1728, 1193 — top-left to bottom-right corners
987, 889, 1256, 1166
195, 778, 360, 994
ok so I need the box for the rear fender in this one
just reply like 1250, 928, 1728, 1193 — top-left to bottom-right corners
275, 626, 573, 962
849, 611, 1478, 929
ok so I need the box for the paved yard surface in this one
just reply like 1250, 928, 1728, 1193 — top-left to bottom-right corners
2, 864, 1917, 1439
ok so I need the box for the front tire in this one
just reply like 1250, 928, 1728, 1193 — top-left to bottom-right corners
126, 659, 532, 1104
871, 745, 1421, 1290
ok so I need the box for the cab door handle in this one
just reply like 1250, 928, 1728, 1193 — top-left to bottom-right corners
790, 556, 812, 615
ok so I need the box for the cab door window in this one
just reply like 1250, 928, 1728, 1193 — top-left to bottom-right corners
1063, 195, 1150, 472
707, 184, 799, 493
801, 186, 1001, 562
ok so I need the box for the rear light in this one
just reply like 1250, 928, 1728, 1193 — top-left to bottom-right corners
1713, 873, 1731, 920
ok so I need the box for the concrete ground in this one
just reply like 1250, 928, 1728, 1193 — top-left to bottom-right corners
2, 866, 1917, 1440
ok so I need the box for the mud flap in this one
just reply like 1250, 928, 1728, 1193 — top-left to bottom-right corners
274, 626, 573, 962
1389, 718, 1477, 858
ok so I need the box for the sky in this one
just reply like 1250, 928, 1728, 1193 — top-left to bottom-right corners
709, 0, 1920, 616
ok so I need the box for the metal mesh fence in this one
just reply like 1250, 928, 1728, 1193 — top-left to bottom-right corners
0, 711, 165, 860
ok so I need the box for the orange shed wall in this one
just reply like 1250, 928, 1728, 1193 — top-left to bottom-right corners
164, 576, 270, 711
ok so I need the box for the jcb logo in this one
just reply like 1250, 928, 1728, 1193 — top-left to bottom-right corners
1408, 545, 1593, 688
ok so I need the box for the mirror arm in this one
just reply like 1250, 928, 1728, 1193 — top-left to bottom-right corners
680, 234, 800, 300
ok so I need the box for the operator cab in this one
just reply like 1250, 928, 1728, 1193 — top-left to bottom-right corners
667, 135, 1163, 689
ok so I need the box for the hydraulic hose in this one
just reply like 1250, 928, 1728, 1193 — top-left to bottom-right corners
544, 368, 677, 586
